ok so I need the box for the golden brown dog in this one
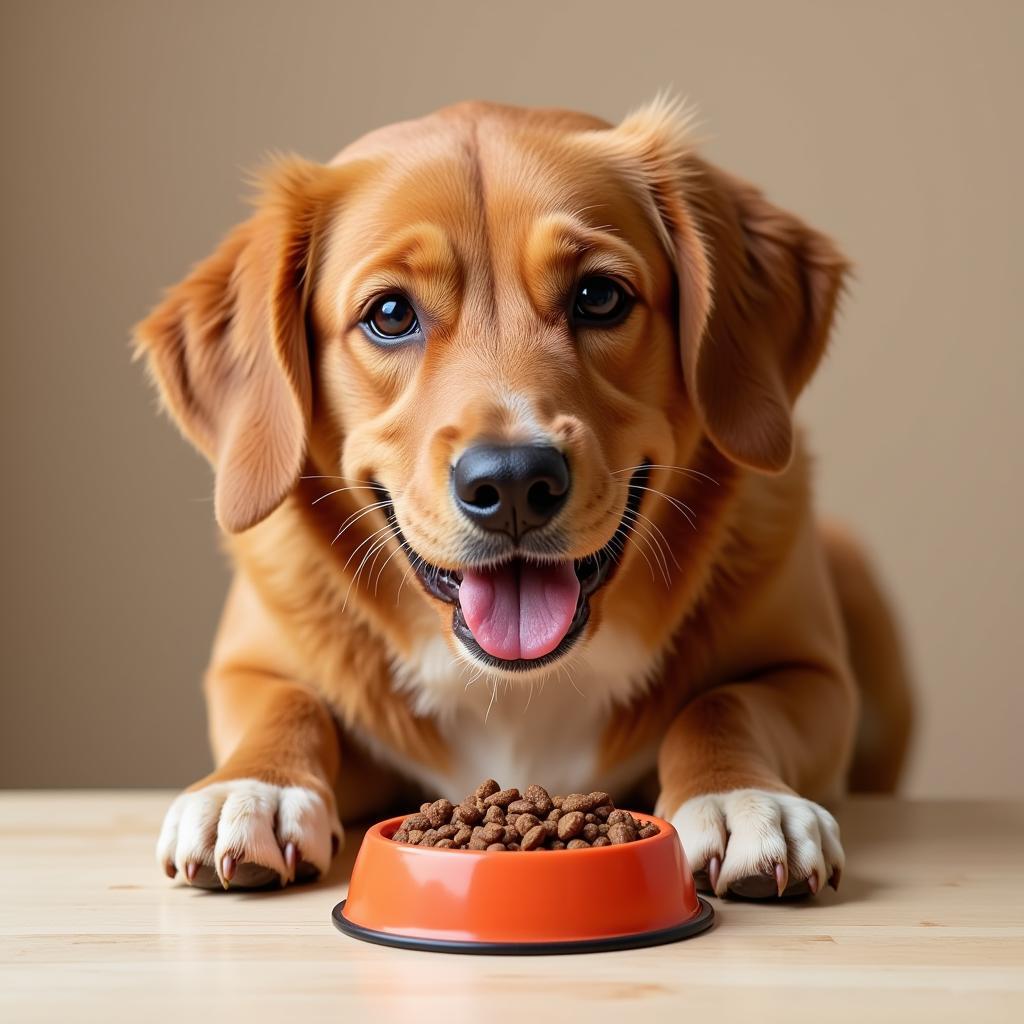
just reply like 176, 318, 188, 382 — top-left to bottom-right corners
137, 99, 912, 896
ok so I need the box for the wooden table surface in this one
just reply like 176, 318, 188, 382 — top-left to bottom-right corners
1, 793, 1022, 1022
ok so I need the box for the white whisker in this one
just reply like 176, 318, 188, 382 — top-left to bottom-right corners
611, 462, 719, 486
626, 506, 682, 571
523, 680, 535, 713
330, 500, 393, 544
617, 518, 663, 585
620, 508, 672, 584
340, 522, 395, 570
632, 485, 697, 531
396, 552, 425, 606
311, 484, 378, 506
341, 528, 399, 613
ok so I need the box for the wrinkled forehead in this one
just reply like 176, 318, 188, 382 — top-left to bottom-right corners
321, 120, 670, 315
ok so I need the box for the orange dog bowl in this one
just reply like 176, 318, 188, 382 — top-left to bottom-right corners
332, 811, 713, 954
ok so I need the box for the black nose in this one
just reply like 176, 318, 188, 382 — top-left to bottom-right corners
452, 444, 570, 538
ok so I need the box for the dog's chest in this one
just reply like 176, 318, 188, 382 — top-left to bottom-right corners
390, 630, 661, 799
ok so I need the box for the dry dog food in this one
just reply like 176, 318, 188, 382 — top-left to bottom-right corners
390, 779, 660, 851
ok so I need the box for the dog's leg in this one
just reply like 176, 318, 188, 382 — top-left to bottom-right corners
655, 668, 854, 898
157, 666, 342, 890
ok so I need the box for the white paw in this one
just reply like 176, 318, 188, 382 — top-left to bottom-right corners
670, 789, 844, 898
156, 779, 342, 889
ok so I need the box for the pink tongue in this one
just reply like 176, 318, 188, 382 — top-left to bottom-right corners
459, 561, 581, 661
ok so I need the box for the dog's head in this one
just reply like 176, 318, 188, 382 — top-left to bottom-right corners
136, 99, 846, 675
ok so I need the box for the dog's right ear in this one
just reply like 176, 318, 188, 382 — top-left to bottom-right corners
134, 159, 344, 533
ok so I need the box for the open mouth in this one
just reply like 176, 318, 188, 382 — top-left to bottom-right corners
379, 465, 649, 672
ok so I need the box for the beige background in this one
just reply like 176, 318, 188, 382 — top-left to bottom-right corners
1, 0, 1021, 796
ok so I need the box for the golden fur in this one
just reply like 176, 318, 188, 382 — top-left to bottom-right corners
138, 99, 912, 895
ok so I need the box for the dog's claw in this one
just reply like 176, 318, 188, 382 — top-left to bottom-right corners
164, 862, 177, 879
185, 862, 198, 883
284, 841, 298, 878
775, 862, 788, 897
708, 855, 721, 893
829, 866, 842, 891
221, 854, 236, 886
807, 870, 819, 895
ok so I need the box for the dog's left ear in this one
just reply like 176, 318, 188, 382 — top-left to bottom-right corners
134, 159, 339, 532
612, 102, 850, 473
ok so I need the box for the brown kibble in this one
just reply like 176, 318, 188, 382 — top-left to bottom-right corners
557, 810, 586, 841
486, 842, 507, 852
426, 799, 454, 827
515, 813, 540, 838
390, 780, 649, 852
480, 822, 505, 844
525, 784, 554, 814
561, 793, 594, 813
521, 824, 547, 850
608, 822, 637, 845
484, 788, 520, 808
475, 779, 500, 800
454, 801, 483, 825
507, 799, 537, 816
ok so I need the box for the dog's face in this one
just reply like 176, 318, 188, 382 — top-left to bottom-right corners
136, 100, 846, 676
312, 108, 689, 670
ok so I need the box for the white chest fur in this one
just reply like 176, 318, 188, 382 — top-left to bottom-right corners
387, 626, 663, 800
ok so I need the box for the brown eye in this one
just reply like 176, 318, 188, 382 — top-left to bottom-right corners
363, 294, 419, 342
572, 276, 631, 326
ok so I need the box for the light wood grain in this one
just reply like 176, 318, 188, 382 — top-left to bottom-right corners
1, 794, 1022, 1022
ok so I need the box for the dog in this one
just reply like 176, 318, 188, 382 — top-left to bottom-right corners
136, 99, 912, 896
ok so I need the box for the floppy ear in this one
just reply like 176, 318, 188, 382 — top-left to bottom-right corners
134, 159, 334, 532
615, 102, 849, 473
676, 160, 850, 472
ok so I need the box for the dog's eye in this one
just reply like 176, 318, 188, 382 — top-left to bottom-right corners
363, 294, 419, 342
571, 276, 632, 327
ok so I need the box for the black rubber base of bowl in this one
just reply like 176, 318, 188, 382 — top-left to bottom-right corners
331, 897, 714, 955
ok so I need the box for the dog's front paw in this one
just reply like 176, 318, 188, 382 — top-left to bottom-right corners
670, 789, 844, 899
157, 778, 342, 889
